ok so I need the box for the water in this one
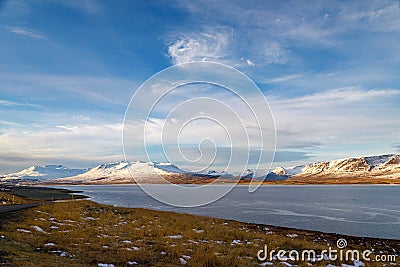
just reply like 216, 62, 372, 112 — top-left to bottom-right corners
56, 185, 400, 240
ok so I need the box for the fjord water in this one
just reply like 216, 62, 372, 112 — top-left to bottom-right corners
59, 185, 400, 239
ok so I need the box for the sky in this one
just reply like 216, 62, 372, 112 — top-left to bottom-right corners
1, 0, 400, 173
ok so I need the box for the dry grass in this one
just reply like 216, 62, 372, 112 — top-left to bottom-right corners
0, 200, 398, 266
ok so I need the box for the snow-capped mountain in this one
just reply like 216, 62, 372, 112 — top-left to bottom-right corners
50, 161, 189, 184
1, 165, 86, 182
2, 153, 399, 184
244, 154, 400, 181
300, 154, 399, 175
289, 154, 400, 181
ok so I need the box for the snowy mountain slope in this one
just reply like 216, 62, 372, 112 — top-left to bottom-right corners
295, 154, 400, 179
51, 161, 189, 184
3, 153, 399, 184
1, 165, 86, 181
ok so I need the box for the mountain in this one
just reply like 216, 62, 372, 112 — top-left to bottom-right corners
240, 154, 400, 182
1, 165, 86, 182
242, 165, 305, 181
2, 153, 399, 185
49, 161, 191, 184
287, 154, 400, 183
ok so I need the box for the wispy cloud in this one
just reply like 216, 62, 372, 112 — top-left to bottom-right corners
0, 120, 124, 172
0, 72, 136, 107
4, 26, 45, 39
0, 99, 41, 108
271, 88, 400, 107
268, 74, 302, 83
57, 0, 102, 15
167, 29, 231, 65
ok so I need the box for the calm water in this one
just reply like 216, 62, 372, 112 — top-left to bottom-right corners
56, 185, 400, 240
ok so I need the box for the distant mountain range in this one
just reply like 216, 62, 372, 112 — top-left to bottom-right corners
1, 154, 400, 184
0, 161, 228, 184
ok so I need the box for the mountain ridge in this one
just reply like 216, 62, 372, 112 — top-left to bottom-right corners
2, 153, 400, 184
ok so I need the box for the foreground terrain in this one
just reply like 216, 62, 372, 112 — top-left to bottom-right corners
0, 191, 398, 266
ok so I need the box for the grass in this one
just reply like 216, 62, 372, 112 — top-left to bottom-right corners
0, 199, 398, 266
0, 192, 33, 205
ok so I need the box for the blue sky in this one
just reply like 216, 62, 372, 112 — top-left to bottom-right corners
1, 0, 400, 173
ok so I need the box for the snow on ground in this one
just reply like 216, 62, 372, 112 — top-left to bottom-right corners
231, 239, 242, 245
16, 228, 31, 233
31, 226, 48, 234
179, 257, 188, 265
286, 233, 298, 238
165, 235, 182, 239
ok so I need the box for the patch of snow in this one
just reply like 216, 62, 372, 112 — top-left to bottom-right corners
31, 226, 48, 234
231, 239, 242, 245
98, 264, 114, 267
127, 262, 138, 265
179, 258, 188, 265
132, 246, 140, 251
166, 235, 182, 239
17, 228, 31, 233
286, 233, 298, 238
192, 229, 204, 233
84, 216, 98, 220
44, 243, 55, 246
352, 260, 365, 267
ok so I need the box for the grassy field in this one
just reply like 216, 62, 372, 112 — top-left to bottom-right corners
0, 192, 398, 267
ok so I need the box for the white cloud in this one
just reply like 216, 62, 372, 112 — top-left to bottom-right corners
167, 29, 231, 65
263, 42, 286, 64
0, 99, 41, 108
0, 120, 124, 172
271, 87, 400, 108
0, 72, 136, 106
246, 59, 255, 66
268, 74, 301, 83
4, 26, 45, 39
